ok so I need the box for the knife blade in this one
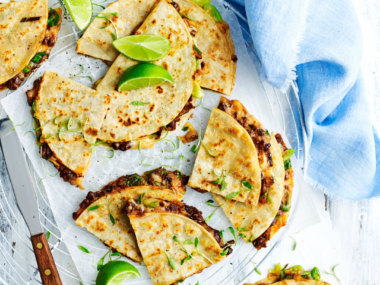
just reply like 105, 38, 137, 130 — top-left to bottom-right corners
0, 119, 62, 285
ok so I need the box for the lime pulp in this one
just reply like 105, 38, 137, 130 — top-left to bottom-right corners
62, 0, 92, 30
113, 35, 171, 62
118, 63, 173, 92
96, 261, 140, 285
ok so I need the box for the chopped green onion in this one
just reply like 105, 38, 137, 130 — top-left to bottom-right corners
236, 227, 247, 232
23, 67, 30, 73
48, 8, 60, 27
78, 245, 91, 254
131, 101, 150, 106
248, 236, 255, 243
288, 265, 304, 273
265, 130, 270, 135
138, 193, 145, 204
220, 248, 229, 256
165, 251, 176, 270
31, 52, 47, 63
310, 267, 320, 280
194, 44, 202, 54
324, 264, 340, 281
284, 159, 292, 170
226, 191, 241, 200
182, 126, 189, 131
241, 181, 253, 189
282, 149, 295, 161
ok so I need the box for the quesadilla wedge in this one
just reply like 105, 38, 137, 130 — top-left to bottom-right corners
76, 0, 236, 95
188, 107, 262, 204
247, 264, 330, 285
126, 198, 232, 285
73, 168, 188, 263
213, 133, 288, 249
95, 0, 196, 146
0, 0, 62, 91
27, 71, 111, 189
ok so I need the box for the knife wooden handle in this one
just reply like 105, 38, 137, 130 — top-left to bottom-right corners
31, 233, 62, 285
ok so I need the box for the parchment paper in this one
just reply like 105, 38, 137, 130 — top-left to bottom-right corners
1, 1, 320, 284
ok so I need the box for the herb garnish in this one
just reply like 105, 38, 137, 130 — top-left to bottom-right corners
181, 126, 189, 131
248, 235, 255, 243
138, 193, 145, 204
210, 169, 233, 191
290, 233, 298, 250
84, 139, 111, 153
228, 227, 239, 245
138, 141, 161, 166
131, 101, 150, 106
265, 130, 270, 135
39, 154, 59, 184
88, 201, 113, 211
173, 236, 213, 265
190, 128, 219, 156
324, 264, 340, 281
69, 64, 93, 82
31, 52, 47, 63
46, 231, 51, 241
310, 267, 321, 280
288, 265, 304, 273
283, 148, 294, 170
92, 0, 107, 9
248, 258, 261, 275
48, 8, 60, 27
77, 245, 92, 254
23, 64, 31, 73
3, 118, 25, 138
97, 248, 122, 271
95, 11, 119, 40
161, 154, 184, 170
205, 200, 224, 223
194, 44, 202, 54
165, 251, 176, 270
241, 181, 253, 189
195, 97, 212, 112
282, 191, 291, 212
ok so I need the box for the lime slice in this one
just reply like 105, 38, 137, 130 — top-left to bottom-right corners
62, 0, 92, 30
96, 261, 140, 285
118, 63, 173, 92
113, 35, 171, 62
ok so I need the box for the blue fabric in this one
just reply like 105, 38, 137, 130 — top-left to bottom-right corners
228, 0, 380, 200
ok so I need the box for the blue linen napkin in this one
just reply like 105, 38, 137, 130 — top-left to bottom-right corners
228, 0, 380, 200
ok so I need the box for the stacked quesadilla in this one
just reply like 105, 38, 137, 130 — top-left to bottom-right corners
27, 71, 111, 189
189, 97, 294, 249
73, 168, 231, 283
76, 0, 236, 96
94, 0, 197, 151
0, 0, 62, 91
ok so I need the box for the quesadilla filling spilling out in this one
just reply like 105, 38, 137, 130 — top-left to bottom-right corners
94, 0, 197, 151
26, 71, 111, 189
126, 198, 232, 285
0, 4, 62, 91
73, 168, 188, 263
248, 264, 328, 285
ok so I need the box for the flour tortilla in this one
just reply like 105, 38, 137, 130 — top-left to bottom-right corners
213, 134, 285, 243
74, 185, 183, 263
96, 0, 195, 142
35, 71, 111, 180
128, 202, 225, 285
188, 107, 261, 204
76, 0, 236, 95
0, 0, 48, 84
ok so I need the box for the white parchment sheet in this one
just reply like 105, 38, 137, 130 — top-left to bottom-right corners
1, 1, 321, 284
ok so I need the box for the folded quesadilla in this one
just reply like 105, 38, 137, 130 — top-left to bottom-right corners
126, 198, 232, 285
0, 0, 62, 91
27, 71, 111, 189
188, 107, 262, 204
247, 264, 330, 285
76, 0, 236, 95
95, 0, 196, 147
73, 168, 189, 263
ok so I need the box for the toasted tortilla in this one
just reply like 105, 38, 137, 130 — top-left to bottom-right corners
213, 134, 285, 245
127, 199, 228, 285
0, 0, 48, 85
73, 169, 188, 263
188, 107, 261, 204
34, 71, 111, 187
76, 0, 236, 95
96, 0, 195, 143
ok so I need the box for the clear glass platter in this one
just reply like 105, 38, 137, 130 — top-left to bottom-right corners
0, 0, 315, 284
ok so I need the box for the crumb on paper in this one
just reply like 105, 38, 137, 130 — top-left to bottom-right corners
178, 122, 198, 144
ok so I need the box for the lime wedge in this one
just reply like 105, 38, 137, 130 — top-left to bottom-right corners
62, 0, 92, 30
96, 261, 140, 285
118, 63, 173, 92
113, 35, 171, 62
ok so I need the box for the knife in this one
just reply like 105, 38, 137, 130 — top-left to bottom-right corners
0, 119, 62, 285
